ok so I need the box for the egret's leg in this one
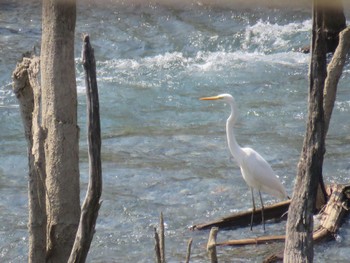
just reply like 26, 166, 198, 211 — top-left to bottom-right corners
250, 188, 256, 231
258, 190, 265, 231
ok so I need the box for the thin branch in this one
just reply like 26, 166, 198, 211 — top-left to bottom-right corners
324, 27, 350, 135
185, 238, 193, 263
68, 34, 102, 263
154, 228, 161, 263
159, 212, 165, 263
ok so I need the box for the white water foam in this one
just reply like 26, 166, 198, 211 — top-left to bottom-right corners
95, 49, 308, 78
242, 19, 312, 52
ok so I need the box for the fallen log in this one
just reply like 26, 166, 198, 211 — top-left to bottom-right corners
191, 200, 291, 230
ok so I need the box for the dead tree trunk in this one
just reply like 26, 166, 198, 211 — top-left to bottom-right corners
14, 3, 104, 262
284, 1, 327, 262
12, 56, 47, 263
41, 0, 80, 261
14, 36, 104, 263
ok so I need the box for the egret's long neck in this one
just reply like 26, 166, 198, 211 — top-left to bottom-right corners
226, 102, 243, 164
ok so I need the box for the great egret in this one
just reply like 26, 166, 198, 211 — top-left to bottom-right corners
200, 93, 288, 230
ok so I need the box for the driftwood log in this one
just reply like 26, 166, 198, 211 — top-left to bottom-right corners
191, 200, 290, 230
192, 184, 349, 262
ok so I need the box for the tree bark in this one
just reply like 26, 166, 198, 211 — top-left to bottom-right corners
284, 1, 327, 262
40, 0, 80, 261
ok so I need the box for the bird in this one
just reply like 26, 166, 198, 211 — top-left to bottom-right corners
200, 93, 288, 230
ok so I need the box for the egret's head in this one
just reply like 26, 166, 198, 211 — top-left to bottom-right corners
200, 93, 234, 103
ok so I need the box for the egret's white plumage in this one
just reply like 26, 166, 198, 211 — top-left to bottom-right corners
200, 93, 288, 230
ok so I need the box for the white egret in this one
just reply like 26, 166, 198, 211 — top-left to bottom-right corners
200, 93, 288, 230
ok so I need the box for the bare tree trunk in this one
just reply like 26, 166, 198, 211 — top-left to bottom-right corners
13, 56, 47, 263
41, 0, 80, 261
284, 1, 327, 262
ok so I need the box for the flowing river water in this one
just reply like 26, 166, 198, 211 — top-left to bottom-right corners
1, 1, 350, 262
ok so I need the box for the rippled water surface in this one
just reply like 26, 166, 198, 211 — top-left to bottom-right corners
1, 1, 350, 262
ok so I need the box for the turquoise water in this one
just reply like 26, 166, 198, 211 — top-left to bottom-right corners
1, 1, 350, 262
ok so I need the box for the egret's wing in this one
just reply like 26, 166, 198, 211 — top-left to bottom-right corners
241, 148, 287, 199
